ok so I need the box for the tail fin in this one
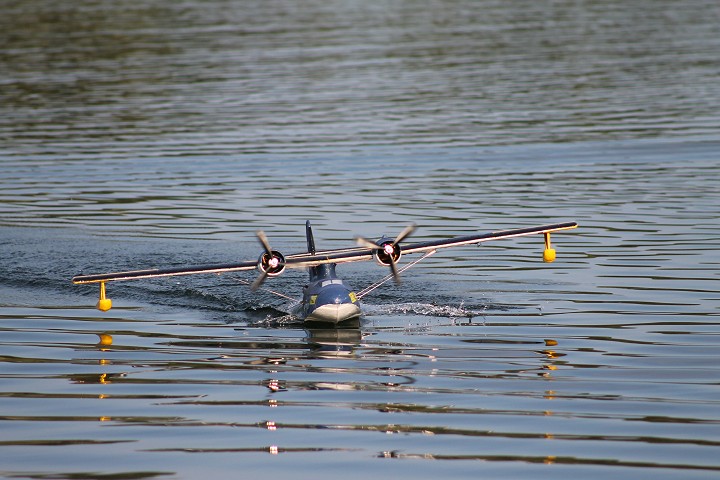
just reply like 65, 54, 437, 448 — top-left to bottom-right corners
305, 220, 316, 254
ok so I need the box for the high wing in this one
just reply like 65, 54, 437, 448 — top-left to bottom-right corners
286, 221, 578, 267
403, 221, 578, 255
72, 221, 577, 285
73, 221, 577, 311
71, 260, 259, 284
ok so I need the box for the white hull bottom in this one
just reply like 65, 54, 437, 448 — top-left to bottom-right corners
305, 303, 362, 324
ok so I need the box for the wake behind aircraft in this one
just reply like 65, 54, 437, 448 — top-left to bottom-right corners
72, 221, 578, 324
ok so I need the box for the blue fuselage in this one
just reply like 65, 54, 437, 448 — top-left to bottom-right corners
298, 263, 361, 324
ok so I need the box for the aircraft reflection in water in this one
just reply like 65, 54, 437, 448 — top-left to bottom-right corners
82, 328, 565, 460
72, 221, 578, 325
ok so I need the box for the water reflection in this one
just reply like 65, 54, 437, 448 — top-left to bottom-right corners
1, 301, 717, 478
96, 332, 113, 347
379, 451, 720, 472
306, 324, 362, 358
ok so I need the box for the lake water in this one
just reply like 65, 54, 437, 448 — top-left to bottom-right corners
1, 1, 719, 478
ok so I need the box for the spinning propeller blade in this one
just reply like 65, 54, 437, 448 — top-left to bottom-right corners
355, 223, 416, 284
388, 255, 400, 284
355, 236, 380, 250
251, 269, 269, 292
257, 230, 273, 257
252, 230, 286, 291
394, 223, 416, 245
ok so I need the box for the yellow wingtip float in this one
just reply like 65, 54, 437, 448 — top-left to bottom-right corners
73, 220, 578, 321
96, 282, 112, 312
543, 232, 557, 263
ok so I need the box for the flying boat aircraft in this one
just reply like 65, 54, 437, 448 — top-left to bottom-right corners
72, 221, 578, 324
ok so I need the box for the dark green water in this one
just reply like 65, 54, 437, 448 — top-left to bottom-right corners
1, 1, 719, 478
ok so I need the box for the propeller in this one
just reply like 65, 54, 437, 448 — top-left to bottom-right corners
356, 223, 416, 284
251, 230, 286, 291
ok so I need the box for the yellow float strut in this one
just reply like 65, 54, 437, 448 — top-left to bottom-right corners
96, 282, 112, 311
543, 232, 556, 263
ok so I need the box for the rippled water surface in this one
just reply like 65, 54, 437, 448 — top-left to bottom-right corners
2, 1, 720, 479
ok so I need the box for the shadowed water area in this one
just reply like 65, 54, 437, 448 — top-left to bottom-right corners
1, 1, 719, 478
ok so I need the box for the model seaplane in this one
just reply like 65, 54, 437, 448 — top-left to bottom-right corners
72, 221, 578, 324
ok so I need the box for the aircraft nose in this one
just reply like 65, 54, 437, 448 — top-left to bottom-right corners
315, 285, 356, 307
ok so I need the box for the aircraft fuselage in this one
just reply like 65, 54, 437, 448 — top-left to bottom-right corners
298, 263, 361, 324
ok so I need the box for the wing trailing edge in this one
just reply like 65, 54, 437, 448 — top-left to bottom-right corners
400, 222, 578, 254
72, 222, 578, 284
72, 260, 258, 284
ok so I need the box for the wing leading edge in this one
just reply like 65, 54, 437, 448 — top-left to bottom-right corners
401, 221, 578, 254
72, 260, 259, 284
287, 221, 578, 267
72, 222, 577, 285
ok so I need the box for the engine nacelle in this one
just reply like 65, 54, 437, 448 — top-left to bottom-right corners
257, 250, 286, 277
373, 241, 401, 267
